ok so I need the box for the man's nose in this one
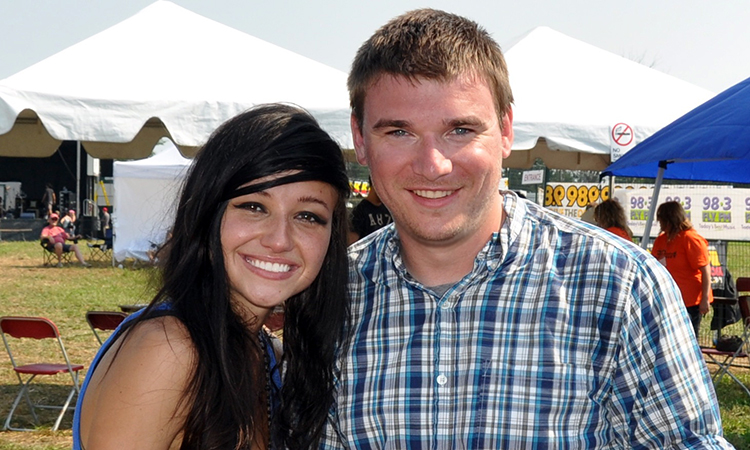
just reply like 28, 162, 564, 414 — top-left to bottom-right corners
412, 136, 452, 180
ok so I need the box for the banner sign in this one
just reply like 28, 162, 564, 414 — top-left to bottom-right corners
617, 187, 750, 241
542, 183, 750, 242
543, 182, 611, 219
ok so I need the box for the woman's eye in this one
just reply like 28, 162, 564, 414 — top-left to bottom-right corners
297, 211, 328, 225
237, 202, 265, 213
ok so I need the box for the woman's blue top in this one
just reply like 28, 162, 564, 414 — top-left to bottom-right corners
72, 305, 282, 449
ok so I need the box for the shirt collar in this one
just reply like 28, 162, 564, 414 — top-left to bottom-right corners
381, 191, 528, 284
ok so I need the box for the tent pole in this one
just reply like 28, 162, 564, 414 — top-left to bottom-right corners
640, 161, 668, 249
76, 141, 81, 216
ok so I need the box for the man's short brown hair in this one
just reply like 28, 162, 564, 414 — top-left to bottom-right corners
348, 9, 514, 129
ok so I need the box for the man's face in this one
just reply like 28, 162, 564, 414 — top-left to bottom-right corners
351, 73, 513, 248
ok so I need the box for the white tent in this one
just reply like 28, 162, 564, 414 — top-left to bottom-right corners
113, 140, 192, 261
0, 0, 352, 159
503, 27, 715, 170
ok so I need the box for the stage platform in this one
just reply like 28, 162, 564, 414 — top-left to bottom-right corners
0, 218, 47, 242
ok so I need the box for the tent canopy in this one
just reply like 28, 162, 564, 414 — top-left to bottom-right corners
113, 139, 192, 261
0, 1, 352, 159
602, 76, 750, 183
503, 27, 714, 170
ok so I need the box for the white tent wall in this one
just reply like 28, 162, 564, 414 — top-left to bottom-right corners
113, 142, 191, 262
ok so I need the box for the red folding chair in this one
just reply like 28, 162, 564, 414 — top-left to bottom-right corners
0, 316, 84, 431
86, 311, 127, 345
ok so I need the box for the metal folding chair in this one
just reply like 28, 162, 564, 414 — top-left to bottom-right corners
701, 277, 750, 397
0, 316, 84, 431
86, 311, 127, 345
86, 228, 113, 263
40, 240, 72, 266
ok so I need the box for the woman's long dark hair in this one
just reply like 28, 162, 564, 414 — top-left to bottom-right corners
126, 104, 350, 449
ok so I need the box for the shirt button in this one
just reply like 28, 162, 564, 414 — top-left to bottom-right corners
440, 301, 451, 309
437, 374, 448, 386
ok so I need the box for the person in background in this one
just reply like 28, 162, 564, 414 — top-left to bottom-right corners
100, 206, 111, 232
652, 200, 713, 338
73, 104, 350, 450
59, 209, 78, 237
321, 9, 731, 448
347, 177, 392, 244
593, 199, 633, 241
40, 213, 89, 267
41, 182, 55, 219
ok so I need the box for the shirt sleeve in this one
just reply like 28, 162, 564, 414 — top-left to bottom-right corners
610, 256, 732, 448
684, 232, 710, 271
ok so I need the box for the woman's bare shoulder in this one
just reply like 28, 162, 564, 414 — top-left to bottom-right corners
78, 314, 197, 450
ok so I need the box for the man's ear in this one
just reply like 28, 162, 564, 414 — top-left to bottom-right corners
500, 106, 514, 159
351, 114, 368, 166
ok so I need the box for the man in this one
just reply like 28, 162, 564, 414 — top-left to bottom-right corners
41, 183, 55, 219
321, 9, 731, 448
41, 213, 90, 267
101, 207, 111, 232
347, 178, 392, 244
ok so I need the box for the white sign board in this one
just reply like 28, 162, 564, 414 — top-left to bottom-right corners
521, 170, 545, 185
610, 123, 636, 162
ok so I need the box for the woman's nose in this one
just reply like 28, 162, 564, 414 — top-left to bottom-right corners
259, 217, 294, 252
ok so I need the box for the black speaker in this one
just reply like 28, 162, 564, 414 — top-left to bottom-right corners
79, 216, 101, 238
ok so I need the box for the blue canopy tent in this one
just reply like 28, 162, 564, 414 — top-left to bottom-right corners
602, 76, 750, 247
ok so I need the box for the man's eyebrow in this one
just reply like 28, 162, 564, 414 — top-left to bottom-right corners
446, 116, 483, 128
372, 119, 410, 130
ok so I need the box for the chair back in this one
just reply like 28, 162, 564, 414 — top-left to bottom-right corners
86, 311, 127, 345
0, 317, 59, 340
0, 316, 83, 431
738, 278, 750, 325
737, 277, 750, 295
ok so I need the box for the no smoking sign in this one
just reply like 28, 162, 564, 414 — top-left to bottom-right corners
611, 123, 634, 146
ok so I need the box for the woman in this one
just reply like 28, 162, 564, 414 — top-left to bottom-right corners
593, 199, 633, 242
651, 201, 712, 338
74, 104, 350, 449
59, 209, 78, 236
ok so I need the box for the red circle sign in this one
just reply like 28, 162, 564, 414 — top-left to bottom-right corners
612, 123, 634, 146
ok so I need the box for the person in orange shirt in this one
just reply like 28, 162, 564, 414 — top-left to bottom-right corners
651, 201, 712, 338
593, 199, 633, 242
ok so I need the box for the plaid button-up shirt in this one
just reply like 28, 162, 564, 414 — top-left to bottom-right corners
321, 193, 731, 449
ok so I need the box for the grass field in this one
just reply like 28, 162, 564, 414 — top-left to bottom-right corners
0, 240, 749, 449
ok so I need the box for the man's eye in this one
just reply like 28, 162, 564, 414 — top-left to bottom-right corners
453, 127, 472, 135
388, 129, 408, 137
